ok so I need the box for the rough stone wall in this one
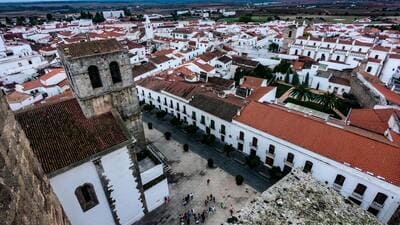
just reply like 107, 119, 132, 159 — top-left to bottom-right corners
60, 47, 146, 147
0, 92, 71, 225
350, 75, 380, 108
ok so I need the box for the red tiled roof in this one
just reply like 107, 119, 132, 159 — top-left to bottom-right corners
348, 108, 395, 135
16, 99, 128, 174
241, 76, 264, 89
372, 83, 400, 105
234, 101, 400, 186
6, 91, 30, 103
23, 79, 42, 90
40, 68, 64, 82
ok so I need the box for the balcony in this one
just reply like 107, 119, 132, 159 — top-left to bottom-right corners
284, 158, 294, 167
237, 137, 244, 143
332, 183, 342, 192
266, 152, 275, 158
219, 129, 226, 135
249, 142, 258, 150
370, 201, 384, 210
350, 192, 364, 203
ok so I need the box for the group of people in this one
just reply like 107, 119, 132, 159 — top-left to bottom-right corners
179, 193, 218, 225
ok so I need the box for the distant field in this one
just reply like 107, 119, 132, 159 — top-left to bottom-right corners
219, 15, 369, 24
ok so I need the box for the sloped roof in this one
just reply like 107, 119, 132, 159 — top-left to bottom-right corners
59, 39, 124, 58
190, 94, 241, 121
234, 101, 400, 186
16, 99, 128, 174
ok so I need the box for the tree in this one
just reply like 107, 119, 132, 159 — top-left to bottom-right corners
5, 17, 12, 25
291, 72, 300, 86
253, 64, 273, 80
290, 84, 313, 101
268, 42, 279, 53
238, 14, 252, 23
234, 68, 246, 85
93, 12, 105, 23
284, 73, 290, 83
16, 16, 25, 26
304, 73, 310, 86
123, 7, 132, 16
235, 175, 244, 185
29, 17, 38, 26
273, 60, 291, 74
46, 13, 53, 21
315, 92, 340, 111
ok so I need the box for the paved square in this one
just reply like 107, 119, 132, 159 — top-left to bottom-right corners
135, 125, 259, 225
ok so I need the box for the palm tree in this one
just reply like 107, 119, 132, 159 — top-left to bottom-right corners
315, 92, 340, 111
290, 84, 313, 101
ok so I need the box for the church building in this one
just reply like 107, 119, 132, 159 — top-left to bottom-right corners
15, 39, 169, 225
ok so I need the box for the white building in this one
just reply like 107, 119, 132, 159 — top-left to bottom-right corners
137, 73, 400, 224
103, 10, 125, 19
16, 98, 169, 225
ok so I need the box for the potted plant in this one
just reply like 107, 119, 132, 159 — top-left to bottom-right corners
235, 175, 244, 185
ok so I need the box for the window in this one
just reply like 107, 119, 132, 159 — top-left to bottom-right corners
265, 157, 274, 166
342, 46, 345, 50
373, 192, 388, 205
200, 115, 205, 125
210, 120, 215, 129
192, 111, 196, 120
375, 55, 379, 59
288, 31, 292, 38
294, 49, 298, 55
170, 100, 173, 108
220, 124, 226, 134
176, 102, 180, 111
183, 105, 186, 114
239, 131, 244, 140
75, 183, 98, 212
286, 153, 294, 163
88, 65, 102, 89
141, 90, 145, 96
157, 96, 160, 103
307, 51, 311, 57
268, 145, 275, 155
252, 137, 258, 147
303, 161, 313, 173
367, 66, 372, 73
221, 135, 225, 142
336, 55, 340, 61
109, 61, 122, 83
237, 143, 243, 151
354, 183, 367, 195
334, 174, 346, 186
28, 60, 32, 64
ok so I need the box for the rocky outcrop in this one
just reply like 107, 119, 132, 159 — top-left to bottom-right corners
0, 91, 71, 225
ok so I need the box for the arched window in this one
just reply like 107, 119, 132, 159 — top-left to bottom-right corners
321, 54, 326, 61
88, 66, 102, 89
75, 183, 98, 212
109, 61, 122, 84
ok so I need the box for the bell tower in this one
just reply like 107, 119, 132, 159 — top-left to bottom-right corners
58, 39, 146, 147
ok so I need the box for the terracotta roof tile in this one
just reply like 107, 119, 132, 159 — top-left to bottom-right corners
16, 99, 128, 174
234, 101, 400, 186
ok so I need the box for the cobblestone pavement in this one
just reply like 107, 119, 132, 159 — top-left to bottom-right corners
133, 119, 261, 225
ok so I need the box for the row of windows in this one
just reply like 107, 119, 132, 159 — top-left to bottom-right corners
236, 130, 389, 217
87, 61, 122, 89
142, 91, 227, 136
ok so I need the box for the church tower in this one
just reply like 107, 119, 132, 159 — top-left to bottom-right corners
58, 39, 146, 147
144, 15, 154, 41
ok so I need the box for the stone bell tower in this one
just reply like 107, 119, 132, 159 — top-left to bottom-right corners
58, 39, 146, 147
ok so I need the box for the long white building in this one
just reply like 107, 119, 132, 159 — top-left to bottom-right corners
137, 73, 400, 224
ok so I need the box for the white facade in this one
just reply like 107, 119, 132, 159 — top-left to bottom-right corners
50, 146, 169, 225
137, 82, 400, 224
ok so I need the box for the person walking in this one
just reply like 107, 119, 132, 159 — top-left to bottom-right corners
206, 179, 210, 185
